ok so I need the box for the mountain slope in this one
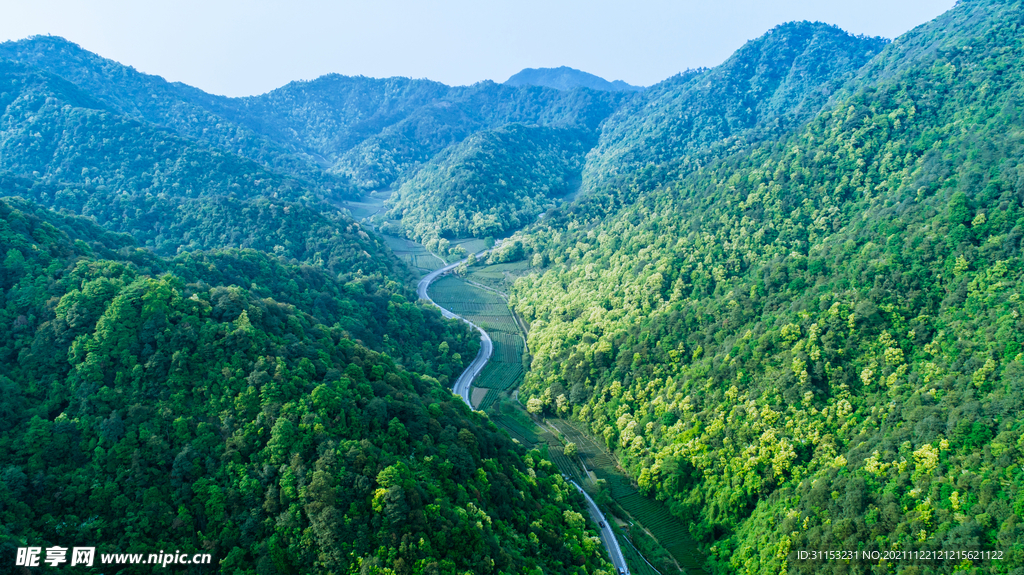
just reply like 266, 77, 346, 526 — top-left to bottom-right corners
0, 59, 300, 202
0, 37, 630, 195
506, 66, 643, 92
0, 36, 353, 196
579, 21, 889, 206
0, 197, 611, 574
328, 81, 630, 189
383, 124, 595, 241
0, 61, 404, 285
507, 1, 1024, 573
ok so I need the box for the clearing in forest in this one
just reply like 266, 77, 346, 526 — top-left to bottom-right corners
427, 275, 528, 409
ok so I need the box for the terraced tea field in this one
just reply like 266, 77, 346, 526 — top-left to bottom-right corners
427, 275, 527, 408
554, 420, 618, 474
551, 419, 705, 573
489, 413, 540, 445
477, 388, 501, 410
490, 332, 524, 363
617, 528, 665, 575
383, 235, 443, 276
450, 237, 489, 255
338, 191, 389, 220
477, 362, 523, 391
467, 260, 533, 292
428, 276, 508, 321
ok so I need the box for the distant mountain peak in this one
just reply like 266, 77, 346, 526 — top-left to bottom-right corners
505, 66, 643, 92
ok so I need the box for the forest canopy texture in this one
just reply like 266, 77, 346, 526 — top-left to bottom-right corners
503, 0, 1024, 573
4, 0, 1024, 574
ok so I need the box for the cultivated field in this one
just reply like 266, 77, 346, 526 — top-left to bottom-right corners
477, 362, 523, 391
615, 523, 666, 575
466, 260, 533, 293
476, 388, 501, 410
338, 190, 389, 220
450, 237, 489, 256
428, 275, 527, 409
551, 419, 704, 573
383, 235, 444, 276
489, 410, 540, 445
428, 276, 507, 320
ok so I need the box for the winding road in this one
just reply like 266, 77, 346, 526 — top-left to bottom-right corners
416, 252, 492, 408
571, 480, 630, 575
416, 250, 628, 574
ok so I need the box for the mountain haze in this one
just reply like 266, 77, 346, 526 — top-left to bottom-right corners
505, 66, 644, 92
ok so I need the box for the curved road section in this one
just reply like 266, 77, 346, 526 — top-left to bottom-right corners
571, 480, 630, 574
417, 253, 492, 409
417, 253, 626, 573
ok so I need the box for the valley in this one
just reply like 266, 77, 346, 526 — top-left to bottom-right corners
3, 2, 1024, 573
377, 213, 709, 574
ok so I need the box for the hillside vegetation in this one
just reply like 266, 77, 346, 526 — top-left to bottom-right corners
0, 29, 625, 575
4, 1, 1024, 573
0, 37, 354, 197
506, 1, 1024, 572
384, 124, 595, 241
2, 37, 629, 200
579, 22, 888, 205
0, 197, 612, 574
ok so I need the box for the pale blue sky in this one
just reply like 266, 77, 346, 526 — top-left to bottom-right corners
1, 0, 955, 97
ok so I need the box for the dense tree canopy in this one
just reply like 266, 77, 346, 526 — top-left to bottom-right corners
0, 197, 611, 574
506, 1, 1024, 572
384, 124, 595, 241
5, 1, 1024, 573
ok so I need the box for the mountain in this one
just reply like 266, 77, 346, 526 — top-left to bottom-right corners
0, 58, 402, 287
0, 31, 621, 575
0, 196, 611, 573
505, 66, 644, 92
579, 21, 889, 205
324, 80, 629, 189
4, 2, 1022, 573
383, 124, 595, 241
0, 37, 630, 193
504, 1, 1024, 573
0, 36, 354, 197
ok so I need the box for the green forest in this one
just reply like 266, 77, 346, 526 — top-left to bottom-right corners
0, 197, 611, 574
504, 1, 1024, 572
384, 124, 594, 241
4, 0, 1024, 573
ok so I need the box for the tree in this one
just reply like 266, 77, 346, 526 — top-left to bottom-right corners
564, 442, 578, 458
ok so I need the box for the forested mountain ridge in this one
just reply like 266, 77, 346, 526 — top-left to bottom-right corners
0, 37, 354, 197
0, 59, 303, 204
6, 1, 1021, 573
578, 21, 889, 207
503, 0, 1024, 572
325, 81, 630, 190
383, 124, 595, 241
0, 197, 613, 574
505, 67, 643, 92
1, 36, 631, 196
0, 30, 624, 575
0, 58, 413, 290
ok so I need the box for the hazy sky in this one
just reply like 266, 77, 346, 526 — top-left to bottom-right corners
2, 0, 955, 97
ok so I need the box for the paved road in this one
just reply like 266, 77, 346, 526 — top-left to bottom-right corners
417, 252, 493, 408
571, 480, 629, 574
417, 252, 626, 573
